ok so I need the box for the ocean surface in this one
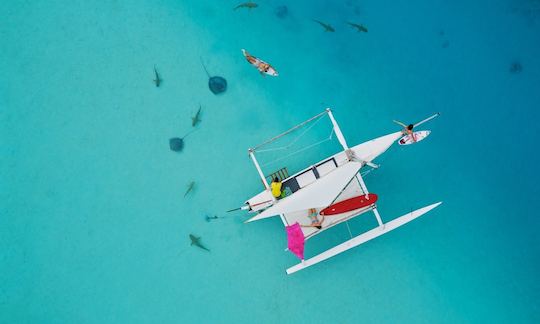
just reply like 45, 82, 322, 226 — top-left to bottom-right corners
2, 0, 539, 323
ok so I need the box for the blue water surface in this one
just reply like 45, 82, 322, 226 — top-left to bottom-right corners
2, 0, 539, 323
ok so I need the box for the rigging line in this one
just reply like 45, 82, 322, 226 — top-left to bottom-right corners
279, 113, 326, 150
258, 124, 335, 158
256, 125, 334, 154
251, 110, 329, 151
328, 171, 358, 206
258, 129, 335, 167
354, 174, 367, 195
259, 136, 333, 167
345, 221, 353, 239
255, 114, 327, 153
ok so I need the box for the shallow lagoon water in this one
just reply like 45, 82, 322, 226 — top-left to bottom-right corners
1, 0, 539, 323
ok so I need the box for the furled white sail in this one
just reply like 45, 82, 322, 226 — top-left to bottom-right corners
350, 131, 402, 162
246, 161, 363, 223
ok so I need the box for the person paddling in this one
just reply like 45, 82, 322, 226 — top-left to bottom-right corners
258, 63, 270, 74
245, 53, 269, 74
393, 120, 417, 142
242, 49, 274, 75
393, 113, 441, 144
245, 51, 257, 65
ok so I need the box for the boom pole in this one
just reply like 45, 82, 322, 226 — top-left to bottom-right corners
414, 112, 440, 128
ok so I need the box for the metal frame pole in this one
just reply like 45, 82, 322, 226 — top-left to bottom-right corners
372, 207, 384, 227
326, 108, 349, 151
249, 149, 270, 190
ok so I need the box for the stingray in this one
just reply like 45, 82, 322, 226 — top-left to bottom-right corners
275, 5, 288, 18
510, 61, 522, 74
200, 57, 227, 95
169, 130, 196, 152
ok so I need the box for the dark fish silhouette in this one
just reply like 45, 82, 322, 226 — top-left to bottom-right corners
184, 181, 195, 197
169, 130, 196, 152
275, 5, 288, 19
347, 22, 368, 33
313, 19, 335, 32
189, 234, 210, 251
234, 2, 258, 10
200, 57, 227, 95
510, 61, 522, 74
205, 215, 221, 222
153, 65, 162, 87
192, 105, 202, 127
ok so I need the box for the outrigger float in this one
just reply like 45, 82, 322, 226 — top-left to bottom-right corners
236, 108, 441, 275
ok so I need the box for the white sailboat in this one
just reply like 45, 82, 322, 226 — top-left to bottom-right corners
238, 108, 441, 275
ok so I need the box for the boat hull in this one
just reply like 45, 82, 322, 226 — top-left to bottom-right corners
398, 130, 430, 145
242, 49, 278, 76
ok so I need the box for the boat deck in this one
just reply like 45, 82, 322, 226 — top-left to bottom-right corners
246, 131, 401, 214
283, 173, 373, 240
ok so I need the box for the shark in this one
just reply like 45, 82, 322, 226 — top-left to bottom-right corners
234, 2, 258, 10
313, 19, 335, 32
205, 215, 221, 222
153, 65, 162, 87
347, 22, 368, 33
184, 181, 195, 197
189, 234, 210, 252
192, 105, 202, 127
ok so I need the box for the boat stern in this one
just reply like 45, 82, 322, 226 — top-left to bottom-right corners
245, 190, 275, 213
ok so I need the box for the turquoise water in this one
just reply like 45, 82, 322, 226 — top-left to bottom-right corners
2, 0, 539, 322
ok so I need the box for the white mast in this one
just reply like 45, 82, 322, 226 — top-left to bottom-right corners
326, 108, 349, 151
248, 148, 270, 190
328, 108, 373, 200
372, 207, 384, 227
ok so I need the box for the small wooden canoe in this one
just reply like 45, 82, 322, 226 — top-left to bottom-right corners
242, 49, 278, 76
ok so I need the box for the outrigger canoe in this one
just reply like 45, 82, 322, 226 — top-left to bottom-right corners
234, 109, 441, 274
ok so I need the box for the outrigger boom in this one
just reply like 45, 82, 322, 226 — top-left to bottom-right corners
242, 108, 442, 274
286, 202, 442, 274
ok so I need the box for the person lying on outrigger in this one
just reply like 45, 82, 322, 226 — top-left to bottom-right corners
393, 119, 417, 142
244, 51, 270, 74
301, 208, 325, 229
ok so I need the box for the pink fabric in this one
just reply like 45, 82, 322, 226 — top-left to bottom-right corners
286, 223, 305, 260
